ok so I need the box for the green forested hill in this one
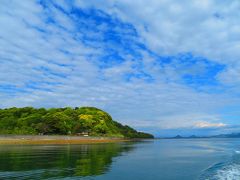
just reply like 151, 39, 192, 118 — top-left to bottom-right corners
0, 107, 153, 138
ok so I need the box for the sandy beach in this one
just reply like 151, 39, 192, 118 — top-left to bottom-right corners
0, 135, 130, 145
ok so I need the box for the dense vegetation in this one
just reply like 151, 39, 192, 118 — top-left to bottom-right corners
0, 107, 153, 138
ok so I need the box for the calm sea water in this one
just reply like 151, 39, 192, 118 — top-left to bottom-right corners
0, 138, 240, 180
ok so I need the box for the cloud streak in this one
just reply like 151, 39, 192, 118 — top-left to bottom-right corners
194, 122, 226, 128
1, 0, 240, 136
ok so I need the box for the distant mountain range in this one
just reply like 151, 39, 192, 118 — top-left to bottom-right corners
167, 133, 240, 139
211, 133, 240, 138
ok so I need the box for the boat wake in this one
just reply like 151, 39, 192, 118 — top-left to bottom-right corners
199, 151, 240, 180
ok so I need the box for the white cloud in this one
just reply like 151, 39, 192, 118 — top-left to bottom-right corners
217, 66, 240, 86
123, 113, 224, 129
1, 0, 240, 136
194, 121, 226, 128
75, 0, 240, 85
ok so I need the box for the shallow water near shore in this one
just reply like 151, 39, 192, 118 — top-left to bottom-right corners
0, 138, 239, 180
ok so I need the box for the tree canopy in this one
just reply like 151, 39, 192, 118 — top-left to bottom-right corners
0, 107, 154, 138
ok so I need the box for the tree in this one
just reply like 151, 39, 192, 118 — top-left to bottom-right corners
43, 112, 72, 134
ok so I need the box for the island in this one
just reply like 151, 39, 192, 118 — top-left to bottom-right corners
0, 107, 153, 144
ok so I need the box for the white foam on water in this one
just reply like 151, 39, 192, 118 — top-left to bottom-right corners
213, 164, 240, 180
200, 150, 240, 180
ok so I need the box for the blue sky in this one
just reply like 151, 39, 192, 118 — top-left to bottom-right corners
1, 0, 240, 137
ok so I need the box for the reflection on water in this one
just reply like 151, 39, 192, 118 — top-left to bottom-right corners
0, 142, 135, 179
1, 139, 240, 180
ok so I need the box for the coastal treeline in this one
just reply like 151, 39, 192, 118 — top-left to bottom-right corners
0, 107, 153, 138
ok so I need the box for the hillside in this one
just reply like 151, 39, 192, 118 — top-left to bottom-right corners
0, 107, 153, 138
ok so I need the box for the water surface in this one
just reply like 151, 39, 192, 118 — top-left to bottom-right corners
0, 138, 240, 179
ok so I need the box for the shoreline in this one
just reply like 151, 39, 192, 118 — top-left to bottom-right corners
0, 135, 130, 145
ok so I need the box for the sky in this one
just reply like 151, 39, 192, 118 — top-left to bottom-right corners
1, 0, 240, 137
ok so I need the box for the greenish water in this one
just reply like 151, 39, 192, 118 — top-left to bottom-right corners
0, 138, 240, 179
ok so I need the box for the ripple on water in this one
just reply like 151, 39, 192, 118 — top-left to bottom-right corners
200, 152, 240, 180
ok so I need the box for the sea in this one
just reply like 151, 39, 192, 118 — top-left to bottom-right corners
0, 138, 240, 180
